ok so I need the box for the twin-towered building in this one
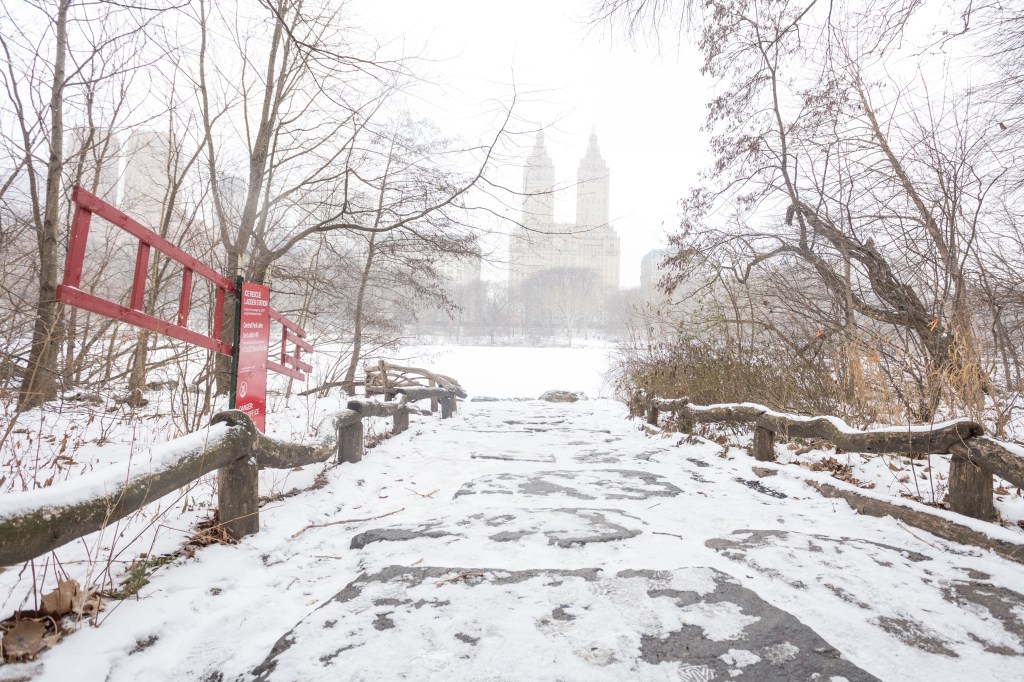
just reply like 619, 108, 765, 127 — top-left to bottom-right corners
509, 131, 620, 293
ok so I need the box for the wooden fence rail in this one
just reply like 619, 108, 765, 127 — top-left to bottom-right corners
365, 360, 467, 400
0, 385, 461, 567
637, 393, 1024, 522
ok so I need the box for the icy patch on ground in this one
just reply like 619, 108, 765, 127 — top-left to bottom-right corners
249, 566, 876, 682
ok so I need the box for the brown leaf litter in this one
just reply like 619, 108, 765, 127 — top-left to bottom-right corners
1, 579, 100, 663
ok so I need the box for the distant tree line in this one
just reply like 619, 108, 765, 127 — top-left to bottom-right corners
417, 268, 636, 345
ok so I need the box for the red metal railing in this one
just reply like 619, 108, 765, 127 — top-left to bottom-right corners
268, 307, 313, 381
56, 187, 312, 386
57, 187, 235, 355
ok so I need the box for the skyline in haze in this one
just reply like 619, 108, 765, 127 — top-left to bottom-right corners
364, 0, 712, 287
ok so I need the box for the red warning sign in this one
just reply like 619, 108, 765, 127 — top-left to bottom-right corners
235, 283, 270, 431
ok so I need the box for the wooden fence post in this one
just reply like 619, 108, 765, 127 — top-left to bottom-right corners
752, 427, 776, 462
380, 360, 391, 401
393, 407, 409, 435
218, 455, 259, 539
429, 379, 438, 413
440, 394, 453, 419
949, 454, 996, 521
645, 405, 659, 426
338, 420, 364, 464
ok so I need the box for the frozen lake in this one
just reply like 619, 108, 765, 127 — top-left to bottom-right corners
387, 343, 618, 399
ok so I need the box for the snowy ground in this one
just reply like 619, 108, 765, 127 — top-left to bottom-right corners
0, 343, 617, 603
4, 396, 1024, 681
2, 344, 1024, 680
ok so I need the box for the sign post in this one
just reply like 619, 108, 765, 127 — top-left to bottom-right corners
233, 282, 271, 431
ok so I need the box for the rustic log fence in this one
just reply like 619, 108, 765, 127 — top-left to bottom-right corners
364, 360, 467, 413
638, 394, 1024, 523
0, 385, 461, 567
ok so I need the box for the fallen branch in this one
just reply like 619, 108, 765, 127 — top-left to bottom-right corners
404, 488, 438, 498
290, 508, 405, 539
652, 531, 685, 540
434, 571, 484, 587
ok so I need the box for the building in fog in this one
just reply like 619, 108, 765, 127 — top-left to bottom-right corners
508, 131, 620, 291
65, 127, 121, 205
640, 248, 673, 301
416, 244, 485, 337
437, 250, 482, 287
640, 246, 713, 316
121, 130, 172, 228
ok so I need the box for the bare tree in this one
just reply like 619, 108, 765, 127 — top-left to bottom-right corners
190, 0, 515, 393
521, 267, 601, 346
0, 0, 519, 414
1, 0, 157, 408
3, 0, 73, 409
597, 0, 1023, 421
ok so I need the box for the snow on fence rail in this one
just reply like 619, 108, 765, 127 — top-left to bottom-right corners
0, 387, 461, 567
636, 394, 1024, 523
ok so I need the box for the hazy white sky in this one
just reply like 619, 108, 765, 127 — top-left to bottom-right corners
362, 0, 712, 287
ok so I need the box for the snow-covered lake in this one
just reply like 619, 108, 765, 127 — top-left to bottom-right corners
386, 343, 618, 399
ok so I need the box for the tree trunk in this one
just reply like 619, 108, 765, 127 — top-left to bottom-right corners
214, 253, 240, 396
18, 0, 71, 410
127, 255, 161, 405
126, 330, 149, 406
64, 307, 77, 386
342, 232, 377, 394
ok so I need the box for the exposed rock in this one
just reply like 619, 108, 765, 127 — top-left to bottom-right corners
539, 390, 584, 403
65, 392, 104, 405
350, 526, 454, 550
115, 388, 148, 408
875, 616, 956, 657
470, 452, 556, 463
735, 477, 787, 498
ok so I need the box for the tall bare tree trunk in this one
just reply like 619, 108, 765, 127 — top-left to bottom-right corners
342, 232, 377, 395
19, 0, 71, 409
202, 0, 288, 395
126, 252, 161, 406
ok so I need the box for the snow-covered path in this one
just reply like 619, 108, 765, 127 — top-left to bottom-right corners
23, 399, 1024, 681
